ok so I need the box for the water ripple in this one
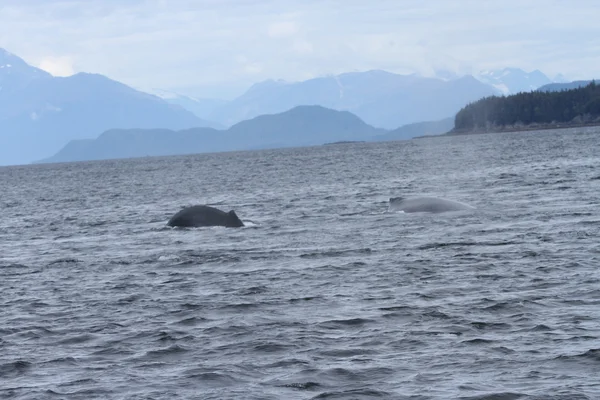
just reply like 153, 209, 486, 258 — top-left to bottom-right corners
1, 128, 600, 399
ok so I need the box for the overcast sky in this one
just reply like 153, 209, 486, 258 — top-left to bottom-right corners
1, 0, 599, 98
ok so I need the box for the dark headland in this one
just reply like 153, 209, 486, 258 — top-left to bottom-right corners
444, 81, 600, 136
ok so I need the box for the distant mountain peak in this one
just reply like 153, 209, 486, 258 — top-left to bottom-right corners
0, 48, 44, 72
433, 68, 461, 81
0, 47, 18, 60
474, 67, 553, 94
0, 48, 218, 165
0, 48, 51, 94
150, 88, 196, 101
244, 78, 289, 95
553, 73, 569, 83
208, 69, 498, 129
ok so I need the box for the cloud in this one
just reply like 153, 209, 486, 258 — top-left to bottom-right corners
243, 62, 263, 75
38, 56, 75, 76
0, 0, 599, 98
292, 40, 313, 55
267, 21, 298, 38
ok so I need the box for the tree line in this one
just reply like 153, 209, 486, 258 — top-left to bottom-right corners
454, 81, 600, 131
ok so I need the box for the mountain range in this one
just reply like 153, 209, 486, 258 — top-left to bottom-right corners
203, 71, 498, 129
37, 105, 386, 163
0, 47, 575, 166
474, 68, 553, 94
537, 80, 595, 92
0, 49, 215, 166
162, 68, 558, 127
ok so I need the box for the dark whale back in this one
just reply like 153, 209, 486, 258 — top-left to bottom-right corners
167, 205, 244, 228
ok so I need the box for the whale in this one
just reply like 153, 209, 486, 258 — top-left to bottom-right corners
167, 205, 244, 228
389, 196, 474, 213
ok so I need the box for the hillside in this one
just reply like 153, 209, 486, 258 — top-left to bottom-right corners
537, 80, 594, 93
452, 82, 600, 133
38, 106, 387, 163
372, 118, 454, 141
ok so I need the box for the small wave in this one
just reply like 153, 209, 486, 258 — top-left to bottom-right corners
311, 388, 391, 399
85, 220, 109, 227
418, 241, 477, 250
318, 348, 378, 357
177, 302, 203, 310
300, 248, 372, 258
57, 333, 96, 345
457, 393, 524, 400
498, 173, 520, 179
253, 342, 293, 353
157, 254, 180, 262
0, 264, 40, 276
482, 302, 514, 312
221, 302, 263, 311
5, 326, 56, 339
42, 357, 78, 366
418, 241, 519, 250
155, 330, 186, 343
179, 250, 242, 264
237, 285, 269, 295
0, 263, 30, 269
172, 316, 209, 326
143, 344, 189, 360
90, 347, 135, 357
242, 220, 260, 227
289, 296, 323, 303
182, 369, 238, 386
115, 293, 147, 305
56, 378, 98, 388
26, 300, 51, 308
0, 360, 32, 378
1, 200, 22, 208
530, 324, 553, 331
491, 346, 516, 354
422, 309, 453, 320
378, 305, 412, 312
46, 387, 115, 397
555, 348, 600, 362
317, 318, 375, 329
47, 258, 81, 266
263, 358, 311, 368
280, 381, 322, 390
470, 321, 512, 331
88, 322, 125, 333
461, 338, 496, 345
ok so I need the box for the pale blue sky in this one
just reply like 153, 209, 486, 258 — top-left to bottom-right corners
1, 0, 599, 98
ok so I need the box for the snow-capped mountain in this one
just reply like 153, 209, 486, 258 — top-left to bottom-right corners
207, 70, 499, 128
474, 68, 553, 94
0, 48, 216, 166
0, 48, 51, 93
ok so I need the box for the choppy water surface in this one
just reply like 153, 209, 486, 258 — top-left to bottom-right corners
1, 128, 600, 399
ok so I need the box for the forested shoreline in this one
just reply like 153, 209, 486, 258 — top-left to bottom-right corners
451, 81, 600, 133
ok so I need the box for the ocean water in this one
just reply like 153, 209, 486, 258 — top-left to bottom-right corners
1, 127, 600, 399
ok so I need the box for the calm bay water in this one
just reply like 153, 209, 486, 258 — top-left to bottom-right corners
1, 128, 600, 399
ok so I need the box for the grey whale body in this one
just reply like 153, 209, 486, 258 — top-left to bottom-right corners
389, 196, 474, 213
167, 205, 244, 228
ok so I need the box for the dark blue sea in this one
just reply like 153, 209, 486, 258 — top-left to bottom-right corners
1, 127, 600, 399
